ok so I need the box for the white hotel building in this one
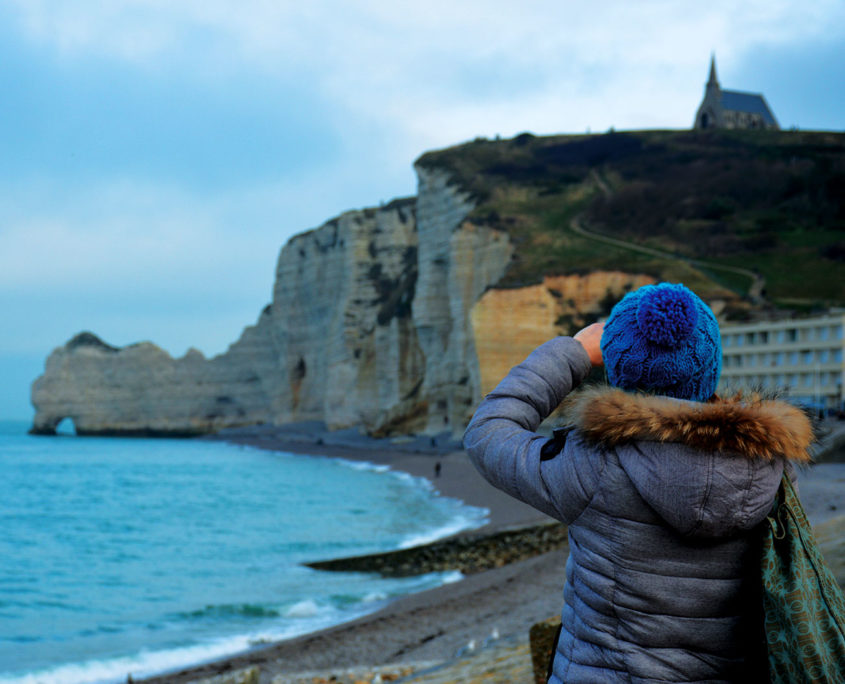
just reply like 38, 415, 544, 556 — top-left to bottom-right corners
719, 312, 845, 411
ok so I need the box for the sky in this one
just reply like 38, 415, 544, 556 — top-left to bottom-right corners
1, 1, 843, 419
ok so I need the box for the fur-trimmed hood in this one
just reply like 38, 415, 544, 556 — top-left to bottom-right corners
565, 386, 813, 462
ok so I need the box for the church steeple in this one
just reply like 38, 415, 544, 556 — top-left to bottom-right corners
694, 53, 779, 130
707, 54, 719, 89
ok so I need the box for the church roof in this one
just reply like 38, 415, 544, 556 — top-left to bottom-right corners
720, 89, 777, 125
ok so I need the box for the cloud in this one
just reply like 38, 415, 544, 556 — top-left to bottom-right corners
8, 1, 843, 143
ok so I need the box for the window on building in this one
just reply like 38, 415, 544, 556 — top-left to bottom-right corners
787, 329, 797, 342
836, 325, 844, 340
759, 331, 769, 344
776, 330, 786, 343
819, 326, 829, 341
746, 333, 755, 345
775, 351, 785, 365
803, 350, 814, 364
789, 351, 799, 365
820, 349, 830, 363
835, 349, 843, 363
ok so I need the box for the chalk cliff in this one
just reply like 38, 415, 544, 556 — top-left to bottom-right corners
32, 150, 684, 437
31, 167, 517, 436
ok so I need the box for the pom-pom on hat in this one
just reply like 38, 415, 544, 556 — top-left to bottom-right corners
600, 283, 721, 402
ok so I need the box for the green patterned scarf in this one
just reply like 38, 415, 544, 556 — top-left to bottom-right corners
762, 474, 845, 683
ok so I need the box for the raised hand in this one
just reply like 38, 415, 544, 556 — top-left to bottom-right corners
573, 323, 604, 368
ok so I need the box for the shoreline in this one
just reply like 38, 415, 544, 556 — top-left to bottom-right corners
134, 424, 560, 683
138, 549, 566, 684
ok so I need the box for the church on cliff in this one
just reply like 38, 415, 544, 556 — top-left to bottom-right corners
694, 56, 779, 130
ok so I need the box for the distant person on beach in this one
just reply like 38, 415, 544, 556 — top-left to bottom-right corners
464, 283, 813, 683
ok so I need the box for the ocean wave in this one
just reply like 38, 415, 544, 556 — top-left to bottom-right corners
0, 571, 471, 684
175, 603, 282, 620
283, 599, 321, 618
441, 570, 464, 585
334, 457, 391, 473
390, 470, 431, 488
398, 509, 489, 549
0, 606, 350, 684
0, 632, 289, 684
0, 583, 434, 684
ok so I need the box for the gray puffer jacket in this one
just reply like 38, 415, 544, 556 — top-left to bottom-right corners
463, 337, 813, 683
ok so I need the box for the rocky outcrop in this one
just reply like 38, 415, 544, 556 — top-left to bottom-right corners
305, 521, 568, 577
30, 326, 280, 436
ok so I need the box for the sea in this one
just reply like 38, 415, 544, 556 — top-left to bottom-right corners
0, 420, 488, 684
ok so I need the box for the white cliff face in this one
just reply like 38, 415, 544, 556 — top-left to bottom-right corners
31, 181, 513, 437
411, 166, 513, 433
267, 199, 425, 432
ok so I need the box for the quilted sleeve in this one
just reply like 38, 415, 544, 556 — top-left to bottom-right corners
463, 336, 602, 523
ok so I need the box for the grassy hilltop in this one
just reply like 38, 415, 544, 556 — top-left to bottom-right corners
417, 129, 844, 317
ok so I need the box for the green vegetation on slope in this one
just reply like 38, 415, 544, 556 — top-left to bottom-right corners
417, 130, 844, 313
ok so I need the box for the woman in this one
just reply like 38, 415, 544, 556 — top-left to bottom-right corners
464, 283, 813, 683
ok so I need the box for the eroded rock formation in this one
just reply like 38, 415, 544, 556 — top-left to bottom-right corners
31, 165, 656, 437
31, 167, 508, 436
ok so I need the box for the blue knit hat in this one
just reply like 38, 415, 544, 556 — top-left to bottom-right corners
600, 283, 722, 402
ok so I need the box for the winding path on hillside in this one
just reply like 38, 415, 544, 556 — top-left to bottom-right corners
569, 171, 766, 304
